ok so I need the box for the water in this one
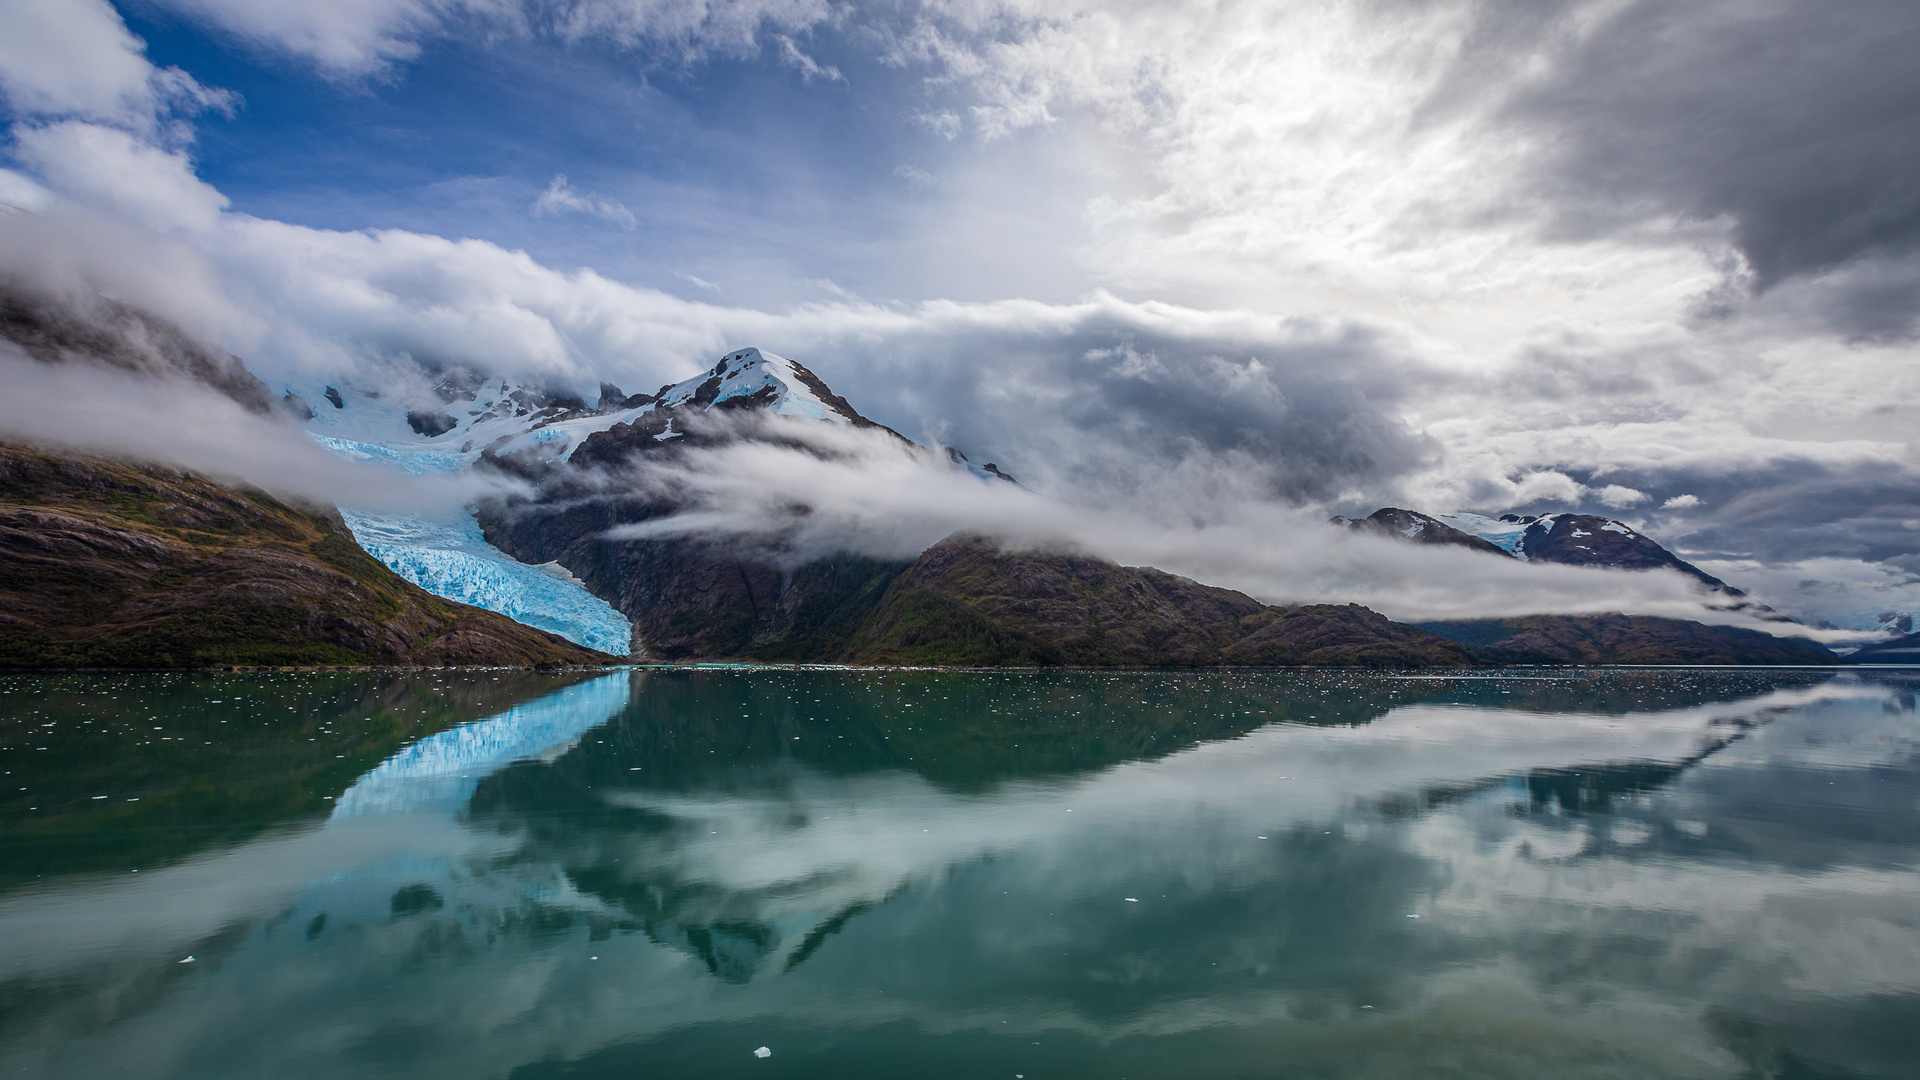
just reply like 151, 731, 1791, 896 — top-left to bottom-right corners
3, 667, 1919, 1079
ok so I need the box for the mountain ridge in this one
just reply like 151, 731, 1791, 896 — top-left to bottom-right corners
0, 284, 1859, 667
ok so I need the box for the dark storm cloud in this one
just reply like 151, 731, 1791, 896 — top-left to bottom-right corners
823, 309, 1440, 507
1429, 0, 1920, 335
1510, 456, 1920, 568
1676, 464, 1920, 568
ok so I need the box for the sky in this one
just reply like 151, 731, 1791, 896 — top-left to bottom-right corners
1, 0, 1917, 631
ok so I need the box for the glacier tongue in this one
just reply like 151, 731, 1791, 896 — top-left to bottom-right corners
340, 507, 632, 656
1439, 512, 1532, 559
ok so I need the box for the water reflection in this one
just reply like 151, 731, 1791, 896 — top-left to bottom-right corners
2, 668, 1917, 1079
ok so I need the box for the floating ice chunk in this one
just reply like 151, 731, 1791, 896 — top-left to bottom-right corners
179, 956, 195, 963
753, 1047, 771, 1059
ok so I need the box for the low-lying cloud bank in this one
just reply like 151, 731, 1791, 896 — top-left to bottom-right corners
595, 417, 1852, 640
0, 344, 518, 517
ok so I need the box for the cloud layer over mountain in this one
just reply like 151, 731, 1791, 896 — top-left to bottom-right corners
1, 0, 1916, 630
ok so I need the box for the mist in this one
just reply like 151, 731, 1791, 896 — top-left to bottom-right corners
0, 344, 520, 517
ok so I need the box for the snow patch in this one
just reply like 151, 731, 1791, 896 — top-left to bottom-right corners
485, 404, 657, 462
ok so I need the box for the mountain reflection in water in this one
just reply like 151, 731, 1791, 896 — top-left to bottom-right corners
2, 667, 1918, 1079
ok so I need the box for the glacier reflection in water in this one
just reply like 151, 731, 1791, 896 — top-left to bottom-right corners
3, 668, 1919, 1080
330, 672, 635, 817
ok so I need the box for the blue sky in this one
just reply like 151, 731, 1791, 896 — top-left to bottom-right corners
2, 0, 1918, 631
112, 4, 1102, 307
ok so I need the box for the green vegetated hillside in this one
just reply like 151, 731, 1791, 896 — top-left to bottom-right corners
0, 443, 613, 669
1418, 614, 1843, 666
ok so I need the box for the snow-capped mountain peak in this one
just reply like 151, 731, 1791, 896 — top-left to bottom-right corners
654, 347, 860, 424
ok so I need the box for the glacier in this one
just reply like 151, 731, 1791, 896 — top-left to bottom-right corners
309, 429, 632, 655
1439, 512, 1532, 558
341, 506, 632, 656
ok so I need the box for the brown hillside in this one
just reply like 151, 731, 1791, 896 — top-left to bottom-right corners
0, 443, 616, 668
847, 534, 1477, 667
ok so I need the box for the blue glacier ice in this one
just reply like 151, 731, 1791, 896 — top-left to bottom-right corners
340, 507, 632, 656
311, 432, 632, 655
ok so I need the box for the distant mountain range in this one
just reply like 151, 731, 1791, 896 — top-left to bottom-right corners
0, 282, 1876, 668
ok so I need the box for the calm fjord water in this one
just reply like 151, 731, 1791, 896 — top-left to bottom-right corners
3, 668, 1918, 1079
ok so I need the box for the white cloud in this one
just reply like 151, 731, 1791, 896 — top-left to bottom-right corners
589, 413, 1827, 632
1663, 494, 1702, 510
0, 345, 508, 515
894, 163, 936, 187
0, 169, 53, 212
11, 121, 230, 232
147, 0, 843, 75
775, 34, 842, 82
148, 0, 470, 76
1597, 484, 1649, 508
0, 0, 234, 128
531, 174, 637, 229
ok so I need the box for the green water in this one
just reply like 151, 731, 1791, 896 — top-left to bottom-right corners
3, 667, 1918, 1079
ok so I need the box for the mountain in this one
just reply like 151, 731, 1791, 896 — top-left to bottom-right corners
475, 354, 1479, 665
1332, 507, 1512, 556
0, 443, 612, 668
1359, 507, 1734, 587
1341, 507, 1829, 661
1357, 507, 1782, 618
1514, 513, 1734, 591
1849, 632, 1920, 664
1417, 615, 1844, 666
848, 535, 1479, 667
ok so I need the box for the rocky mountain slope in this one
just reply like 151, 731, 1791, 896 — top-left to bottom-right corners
848, 535, 1479, 667
1332, 508, 1511, 556
1347, 506, 1739, 590
0, 443, 612, 668
1513, 513, 1735, 590
1340, 506, 1836, 663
